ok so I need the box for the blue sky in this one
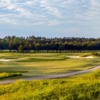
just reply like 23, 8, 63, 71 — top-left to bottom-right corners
0, 0, 100, 38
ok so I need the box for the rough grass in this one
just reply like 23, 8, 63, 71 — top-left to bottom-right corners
0, 70, 100, 100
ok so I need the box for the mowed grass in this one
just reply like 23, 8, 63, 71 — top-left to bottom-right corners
0, 70, 100, 100
0, 52, 100, 79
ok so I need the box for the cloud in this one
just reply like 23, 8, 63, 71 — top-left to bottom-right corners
0, 0, 100, 26
40, 0, 62, 17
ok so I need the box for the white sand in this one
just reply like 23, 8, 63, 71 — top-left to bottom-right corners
67, 56, 94, 59
84, 56, 94, 58
67, 56, 81, 58
0, 59, 11, 62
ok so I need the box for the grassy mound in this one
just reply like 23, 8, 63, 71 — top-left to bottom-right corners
0, 72, 22, 79
0, 70, 100, 100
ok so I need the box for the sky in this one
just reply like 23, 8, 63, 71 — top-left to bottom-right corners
0, 0, 100, 38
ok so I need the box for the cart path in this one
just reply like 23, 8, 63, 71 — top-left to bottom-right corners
0, 66, 100, 85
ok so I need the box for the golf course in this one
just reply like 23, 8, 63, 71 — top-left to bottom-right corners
0, 52, 100, 100
0, 0, 100, 99
0, 52, 99, 80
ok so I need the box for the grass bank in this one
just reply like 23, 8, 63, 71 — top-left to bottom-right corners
0, 70, 100, 100
0, 72, 22, 79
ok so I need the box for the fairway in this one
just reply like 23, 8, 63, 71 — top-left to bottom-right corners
0, 52, 99, 80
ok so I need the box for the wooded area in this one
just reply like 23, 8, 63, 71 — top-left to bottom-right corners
0, 36, 100, 52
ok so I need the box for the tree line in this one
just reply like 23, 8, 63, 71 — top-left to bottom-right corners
0, 36, 100, 52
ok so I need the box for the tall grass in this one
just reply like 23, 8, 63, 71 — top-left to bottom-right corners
0, 70, 100, 100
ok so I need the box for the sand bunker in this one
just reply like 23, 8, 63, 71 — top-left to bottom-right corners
0, 59, 11, 62
67, 56, 80, 58
67, 56, 94, 59
84, 56, 94, 58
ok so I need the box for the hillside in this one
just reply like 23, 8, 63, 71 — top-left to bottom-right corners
0, 70, 100, 100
